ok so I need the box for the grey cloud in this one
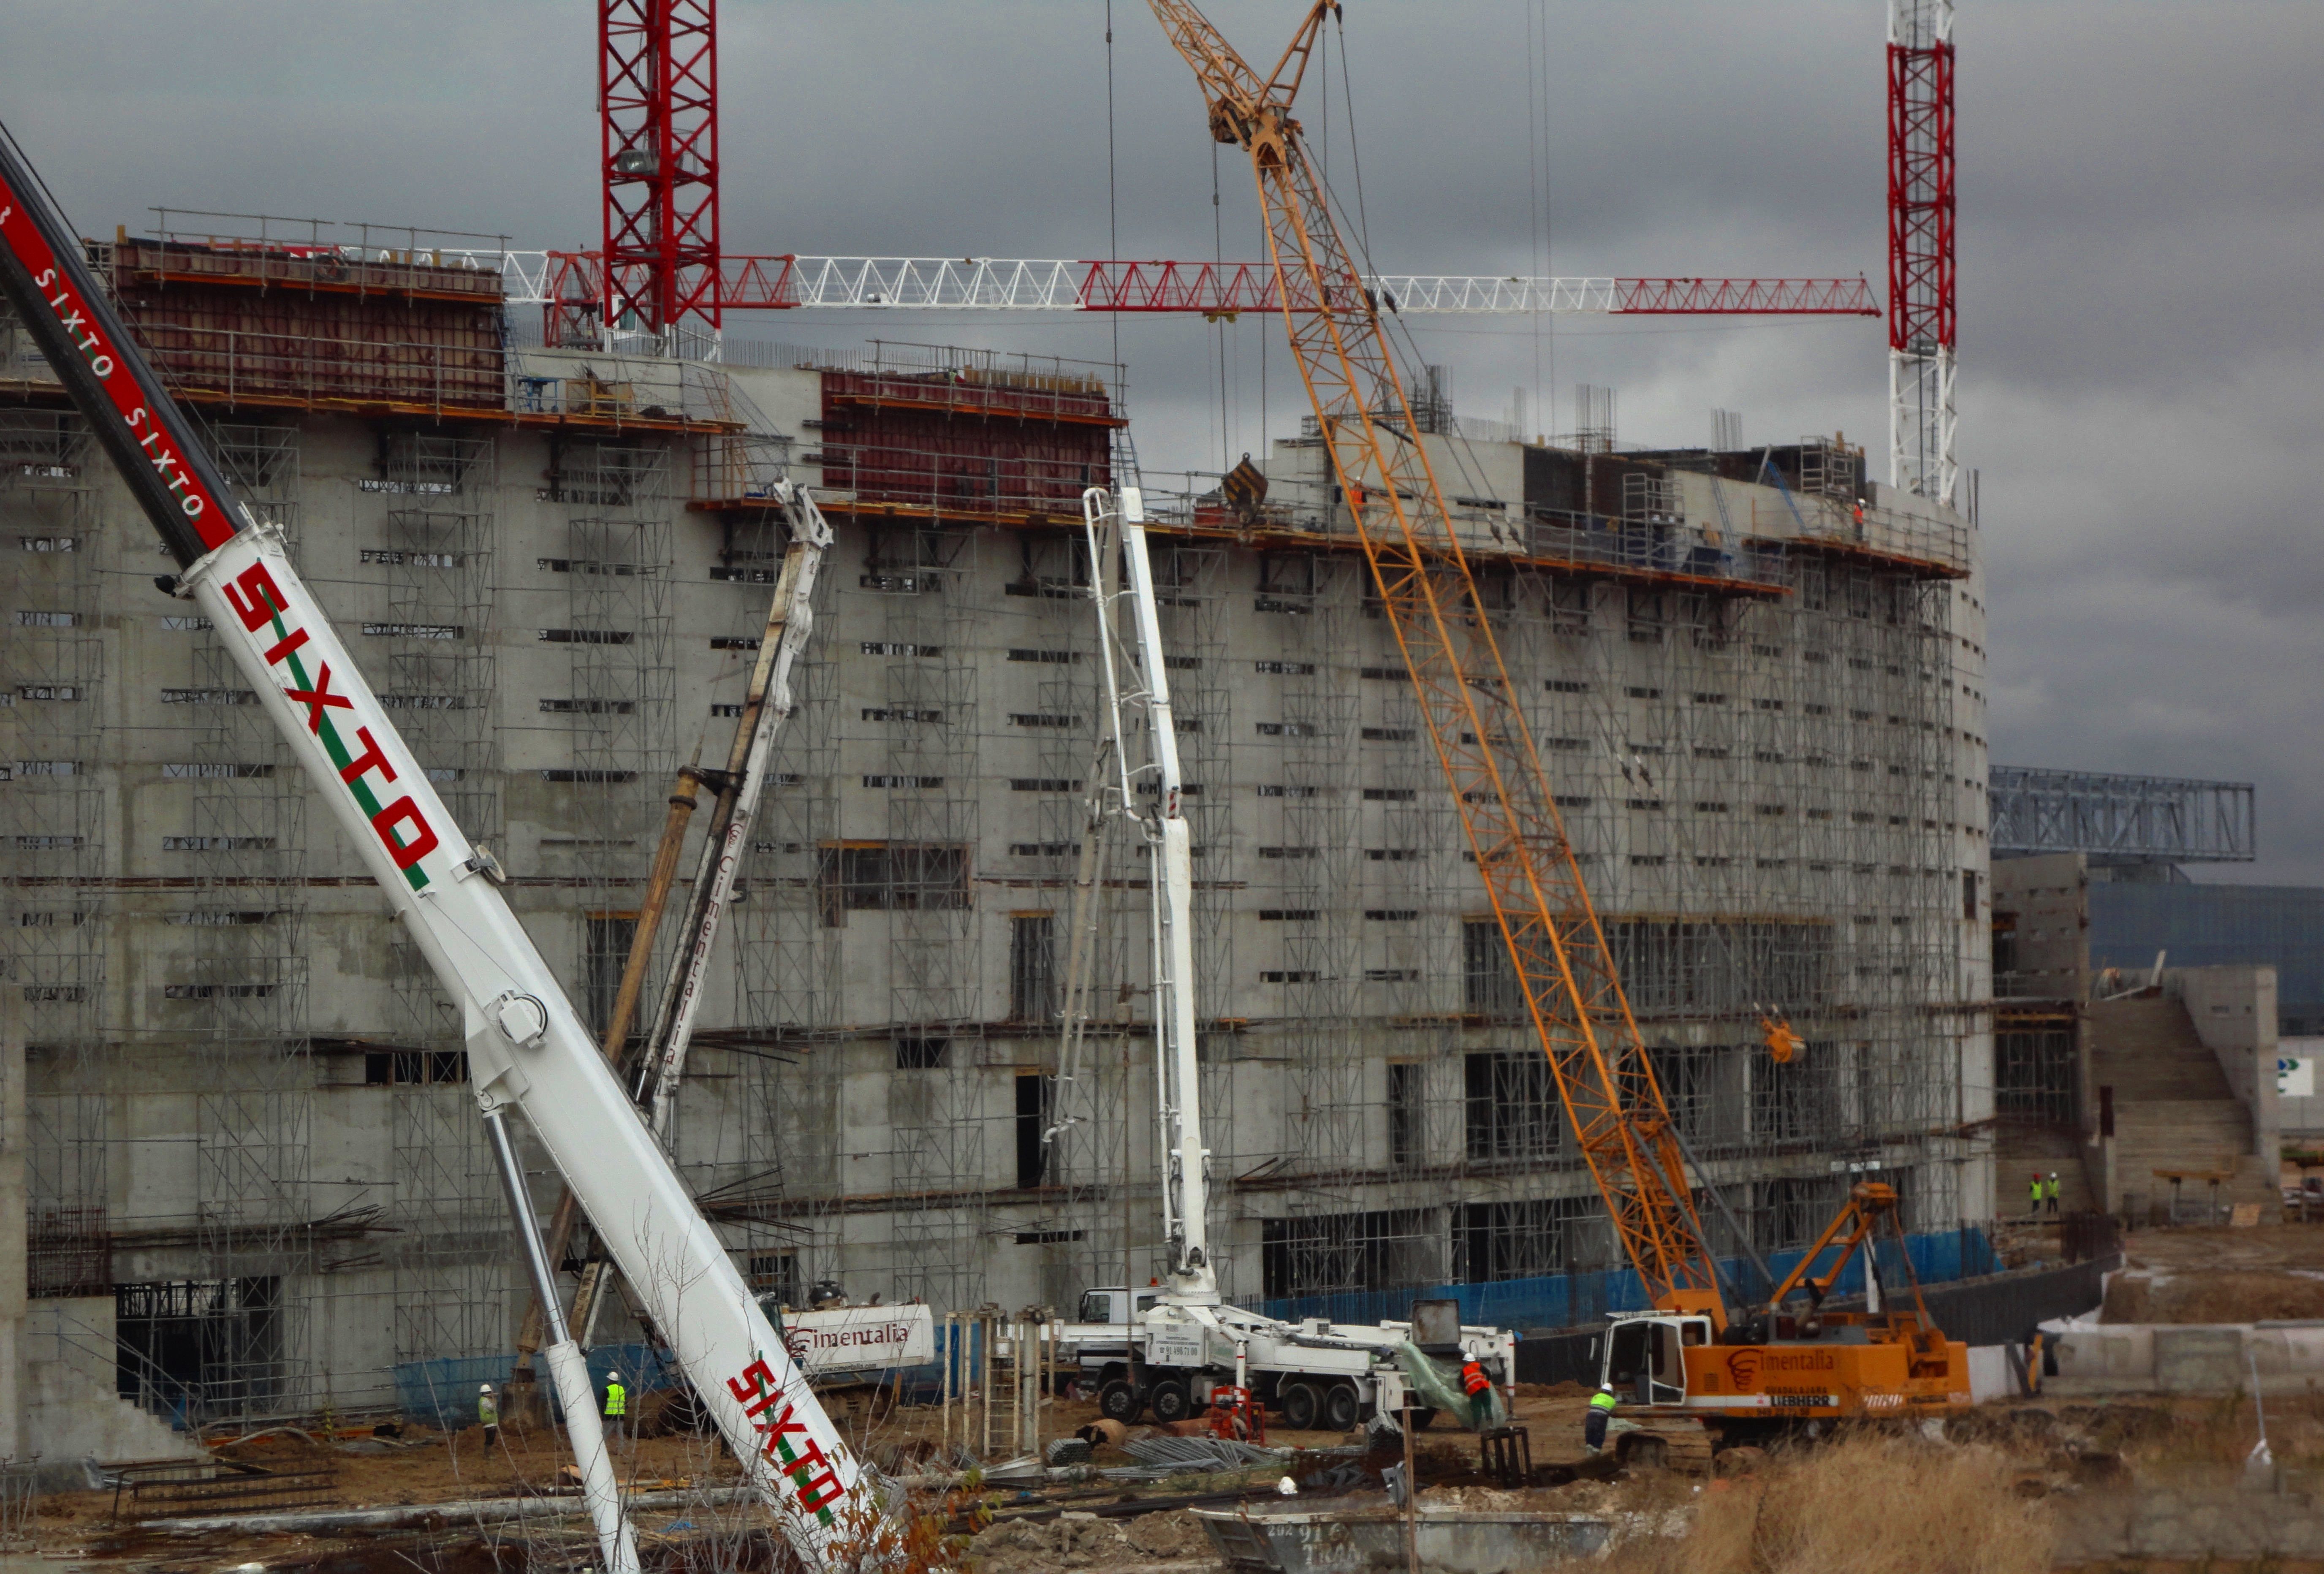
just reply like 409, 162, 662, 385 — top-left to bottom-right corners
5, 0, 2319, 876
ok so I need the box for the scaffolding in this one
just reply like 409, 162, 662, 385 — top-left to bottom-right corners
3, 288, 1984, 1420
183, 422, 315, 1421
1117, 431, 1972, 1313
377, 431, 510, 1370
1, 409, 109, 1305
702, 363, 1976, 1332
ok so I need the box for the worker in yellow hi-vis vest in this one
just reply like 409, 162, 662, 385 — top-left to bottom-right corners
1585, 1384, 1618, 1456
603, 1377, 627, 1445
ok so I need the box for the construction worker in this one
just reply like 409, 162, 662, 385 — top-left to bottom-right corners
603, 1376, 627, 1445
2029, 1172, 2043, 1219
1584, 1383, 1618, 1455
477, 1383, 498, 1446
2046, 1172, 2062, 1216
1460, 1358, 1493, 1424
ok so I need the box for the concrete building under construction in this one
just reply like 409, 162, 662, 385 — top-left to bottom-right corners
0, 217, 1993, 1449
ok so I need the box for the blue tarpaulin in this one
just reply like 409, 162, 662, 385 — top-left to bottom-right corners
391, 1342, 674, 1429
1252, 1224, 1997, 1335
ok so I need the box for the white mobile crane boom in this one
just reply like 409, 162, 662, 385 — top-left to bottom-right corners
1102, 487, 1215, 1305
1064, 486, 1516, 1434
0, 129, 874, 1571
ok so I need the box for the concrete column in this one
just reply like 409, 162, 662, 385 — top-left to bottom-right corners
2172, 965, 2281, 1159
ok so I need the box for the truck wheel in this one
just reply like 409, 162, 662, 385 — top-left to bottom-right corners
1099, 1379, 1145, 1425
1279, 1381, 1321, 1430
1148, 1379, 1192, 1424
1322, 1383, 1362, 1433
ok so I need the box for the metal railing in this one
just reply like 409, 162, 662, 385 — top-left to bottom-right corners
1133, 474, 1793, 595
1744, 489, 1971, 577
116, 212, 513, 301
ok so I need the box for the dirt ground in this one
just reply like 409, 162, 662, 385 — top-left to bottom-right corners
20, 1389, 2324, 1573
2101, 1223, 2324, 1323
39, 1227, 2324, 1571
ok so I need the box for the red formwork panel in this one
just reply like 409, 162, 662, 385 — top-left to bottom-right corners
103, 237, 506, 412
817, 367, 1118, 519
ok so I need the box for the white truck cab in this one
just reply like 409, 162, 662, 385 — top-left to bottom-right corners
1076, 1287, 1162, 1325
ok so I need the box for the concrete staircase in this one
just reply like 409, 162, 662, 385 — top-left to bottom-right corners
2089, 997, 2279, 1219
1994, 1120, 2099, 1218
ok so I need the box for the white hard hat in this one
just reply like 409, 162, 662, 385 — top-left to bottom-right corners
1600, 1382, 1614, 1392
481, 1382, 493, 1391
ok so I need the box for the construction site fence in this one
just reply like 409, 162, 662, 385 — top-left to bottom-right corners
390, 1342, 672, 1431
0, 1458, 36, 1546
1254, 1224, 1998, 1338
1510, 1248, 2118, 1387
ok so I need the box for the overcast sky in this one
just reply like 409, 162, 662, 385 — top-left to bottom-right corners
7, 3, 2321, 879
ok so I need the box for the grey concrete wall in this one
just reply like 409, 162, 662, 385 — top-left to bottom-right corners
19, 1295, 201, 1470
1993, 851, 2089, 996
2, 974, 23, 1460
2, 363, 1990, 1392
2168, 964, 2281, 1159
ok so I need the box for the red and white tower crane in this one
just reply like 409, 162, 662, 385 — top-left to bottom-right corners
599, 0, 720, 345
566, 5, 1883, 343
1888, 0, 1956, 506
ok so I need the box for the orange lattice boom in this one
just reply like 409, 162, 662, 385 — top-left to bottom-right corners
1144, 0, 1724, 1313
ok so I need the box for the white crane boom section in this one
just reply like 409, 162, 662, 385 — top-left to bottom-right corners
1101, 487, 1214, 1301
0, 129, 874, 1573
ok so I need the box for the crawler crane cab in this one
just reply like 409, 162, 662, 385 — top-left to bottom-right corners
1595, 1181, 1971, 1454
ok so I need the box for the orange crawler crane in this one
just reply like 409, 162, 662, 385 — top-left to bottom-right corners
1143, 1, 1971, 1461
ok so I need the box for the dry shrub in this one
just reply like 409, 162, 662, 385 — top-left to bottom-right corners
1602, 1433, 2052, 1574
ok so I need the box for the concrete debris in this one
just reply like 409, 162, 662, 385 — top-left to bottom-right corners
969, 1510, 1215, 1573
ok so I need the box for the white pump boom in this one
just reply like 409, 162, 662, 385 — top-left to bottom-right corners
0, 128, 876, 1571
1085, 485, 1214, 1303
